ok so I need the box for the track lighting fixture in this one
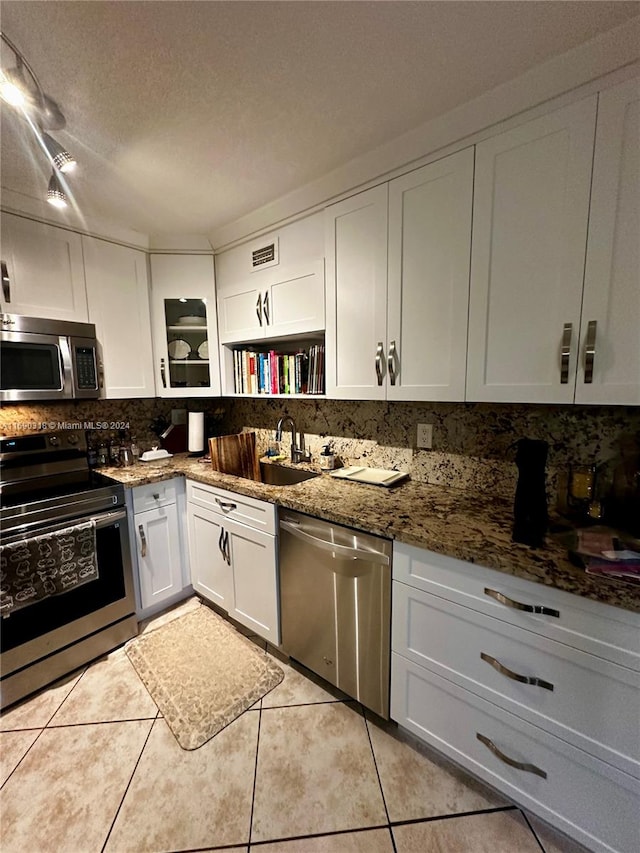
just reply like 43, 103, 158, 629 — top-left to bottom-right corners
47, 172, 68, 208
1, 30, 77, 203
42, 132, 76, 173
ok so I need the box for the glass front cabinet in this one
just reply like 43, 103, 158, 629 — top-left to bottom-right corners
149, 255, 221, 398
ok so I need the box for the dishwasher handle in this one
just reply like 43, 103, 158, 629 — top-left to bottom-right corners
280, 519, 390, 565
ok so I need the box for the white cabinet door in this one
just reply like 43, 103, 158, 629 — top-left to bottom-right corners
149, 254, 221, 397
325, 184, 388, 399
187, 502, 232, 610
216, 279, 263, 344
577, 78, 640, 406
467, 97, 597, 403
387, 149, 473, 402
135, 504, 183, 610
83, 238, 155, 398
0, 213, 88, 322
217, 261, 325, 345
265, 260, 325, 339
226, 517, 280, 644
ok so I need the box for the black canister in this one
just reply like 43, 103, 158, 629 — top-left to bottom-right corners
512, 438, 549, 548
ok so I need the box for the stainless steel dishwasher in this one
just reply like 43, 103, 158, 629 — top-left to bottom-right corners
279, 508, 392, 718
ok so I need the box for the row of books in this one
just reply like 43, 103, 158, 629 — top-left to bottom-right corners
232, 345, 325, 395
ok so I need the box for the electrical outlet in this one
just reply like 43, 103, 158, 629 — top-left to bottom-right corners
417, 423, 433, 449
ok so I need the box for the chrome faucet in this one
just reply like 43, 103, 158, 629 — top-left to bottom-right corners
275, 415, 311, 464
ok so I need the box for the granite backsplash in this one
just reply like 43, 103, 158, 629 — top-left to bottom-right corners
1, 396, 638, 511
0, 399, 226, 451
225, 398, 640, 510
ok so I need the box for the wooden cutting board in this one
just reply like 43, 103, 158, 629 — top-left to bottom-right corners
209, 432, 261, 481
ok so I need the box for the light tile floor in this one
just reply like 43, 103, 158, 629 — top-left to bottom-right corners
0, 599, 590, 853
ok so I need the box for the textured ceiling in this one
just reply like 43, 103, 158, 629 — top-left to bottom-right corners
1, 1, 639, 242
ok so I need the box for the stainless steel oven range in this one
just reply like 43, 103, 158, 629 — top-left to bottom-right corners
0, 431, 137, 709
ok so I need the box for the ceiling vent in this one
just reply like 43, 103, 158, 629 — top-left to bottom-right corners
250, 237, 279, 272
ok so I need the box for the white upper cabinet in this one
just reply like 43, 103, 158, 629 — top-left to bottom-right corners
0, 213, 88, 323
577, 78, 640, 406
216, 215, 325, 346
83, 237, 155, 398
149, 254, 221, 398
217, 260, 324, 344
325, 150, 474, 402
387, 148, 473, 401
466, 97, 598, 403
325, 184, 389, 400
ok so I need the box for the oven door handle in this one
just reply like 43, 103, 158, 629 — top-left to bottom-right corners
1, 509, 127, 543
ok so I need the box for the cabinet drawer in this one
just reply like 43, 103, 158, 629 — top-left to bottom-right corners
132, 479, 177, 513
393, 580, 640, 778
186, 480, 276, 535
391, 653, 640, 853
393, 542, 640, 670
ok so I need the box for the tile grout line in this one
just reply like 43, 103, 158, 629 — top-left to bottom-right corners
0, 665, 89, 792
520, 809, 548, 853
389, 804, 519, 828
362, 708, 397, 853
99, 717, 157, 853
248, 823, 394, 849
247, 701, 262, 848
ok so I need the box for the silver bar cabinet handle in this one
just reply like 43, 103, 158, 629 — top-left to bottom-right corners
263, 291, 270, 325
223, 530, 231, 565
256, 294, 263, 326
388, 340, 397, 386
484, 588, 559, 618
481, 652, 554, 691
1, 260, 10, 303
215, 497, 237, 512
160, 358, 167, 388
218, 526, 225, 558
560, 323, 572, 384
138, 524, 147, 558
584, 320, 597, 384
476, 733, 547, 779
375, 342, 384, 386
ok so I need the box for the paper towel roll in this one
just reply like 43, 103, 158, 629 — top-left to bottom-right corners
188, 411, 205, 453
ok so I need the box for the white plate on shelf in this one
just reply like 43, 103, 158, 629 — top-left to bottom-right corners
177, 315, 206, 326
168, 339, 191, 359
197, 340, 209, 359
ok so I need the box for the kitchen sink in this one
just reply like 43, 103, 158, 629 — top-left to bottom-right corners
260, 463, 320, 486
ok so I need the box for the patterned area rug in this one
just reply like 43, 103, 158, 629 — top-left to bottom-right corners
125, 605, 283, 750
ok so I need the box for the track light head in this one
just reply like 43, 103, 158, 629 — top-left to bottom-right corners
42, 132, 76, 172
47, 172, 68, 208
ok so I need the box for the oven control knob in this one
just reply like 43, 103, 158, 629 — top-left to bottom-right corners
67, 434, 79, 445
49, 435, 59, 446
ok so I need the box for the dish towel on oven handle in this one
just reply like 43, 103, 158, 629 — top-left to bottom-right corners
0, 520, 99, 617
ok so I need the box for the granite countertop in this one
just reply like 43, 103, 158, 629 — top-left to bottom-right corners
103, 455, 640, 614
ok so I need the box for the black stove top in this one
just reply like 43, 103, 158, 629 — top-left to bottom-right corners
0, 431, 125, 532
0, 469, 120, 509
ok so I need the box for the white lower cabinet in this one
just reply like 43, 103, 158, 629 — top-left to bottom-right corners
391, 541, 640, 853
186, 480, 280, 644
391, 655, 639, 853
129, 479, 190, 618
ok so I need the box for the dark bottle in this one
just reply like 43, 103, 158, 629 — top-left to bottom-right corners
512, 438, 549, 548
87, 432, 98, 468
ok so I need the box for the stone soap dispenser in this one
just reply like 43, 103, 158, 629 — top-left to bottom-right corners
512, 438, 549, 548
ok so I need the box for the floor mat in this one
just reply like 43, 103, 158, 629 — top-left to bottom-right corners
126, 606, 283, 749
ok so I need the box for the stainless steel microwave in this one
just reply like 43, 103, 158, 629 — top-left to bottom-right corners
0, 314, 100, 402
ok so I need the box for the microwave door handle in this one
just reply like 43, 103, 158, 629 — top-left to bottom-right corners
1, 260, 10, 303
